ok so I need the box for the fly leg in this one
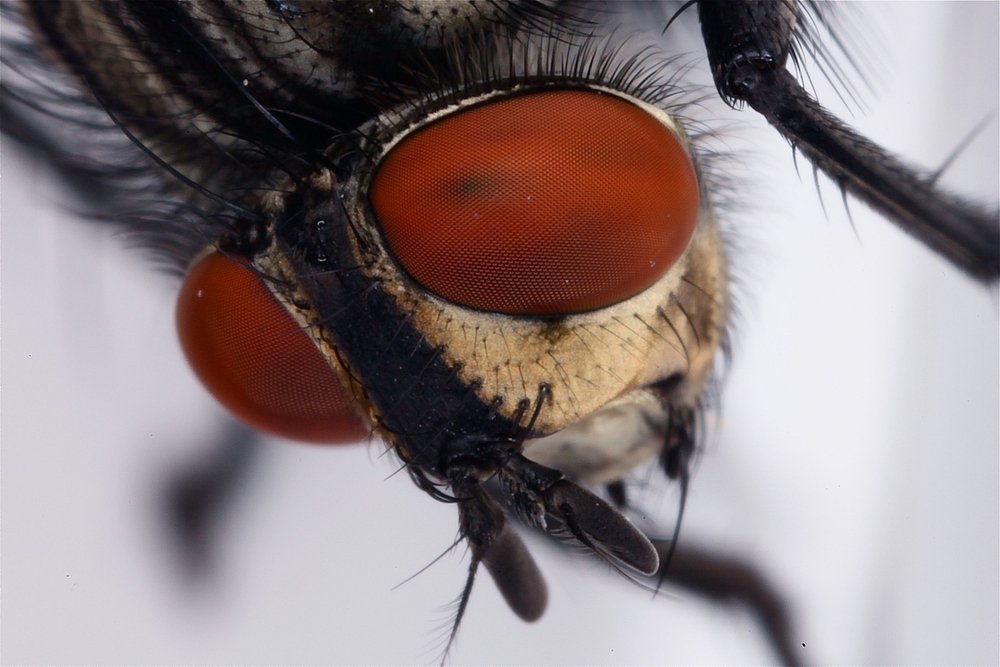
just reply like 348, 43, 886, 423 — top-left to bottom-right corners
696, 0, 999, 280
162, 419, 262, 577
632, 402, 804, 666
649, 542, 806, 667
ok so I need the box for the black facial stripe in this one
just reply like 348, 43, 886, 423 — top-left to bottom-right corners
275, 193, 526, 477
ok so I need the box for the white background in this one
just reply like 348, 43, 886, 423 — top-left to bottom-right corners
2, 2, 997, 664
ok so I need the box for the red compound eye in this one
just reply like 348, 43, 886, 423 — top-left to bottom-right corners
370, 89, 699, 316
176, 251, 367, 444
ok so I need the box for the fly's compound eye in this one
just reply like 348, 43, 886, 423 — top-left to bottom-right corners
370, 89, 700, 316
176, 251, 367, 444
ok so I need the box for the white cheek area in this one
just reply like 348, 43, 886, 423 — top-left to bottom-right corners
521, 391, 669, 486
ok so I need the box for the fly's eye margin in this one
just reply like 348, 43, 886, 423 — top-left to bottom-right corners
370, 89, 700, 316
176, 251, 367, 444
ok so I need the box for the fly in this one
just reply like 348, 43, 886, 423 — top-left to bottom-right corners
1, 2, 997, 664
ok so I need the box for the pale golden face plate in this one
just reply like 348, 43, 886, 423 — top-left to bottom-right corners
334, 84, 727, 437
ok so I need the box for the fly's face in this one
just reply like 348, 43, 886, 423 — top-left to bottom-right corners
273, 84, 722, 468
9, 5, 740, 645
172, 50, 729, 620
3, 1, 997, 664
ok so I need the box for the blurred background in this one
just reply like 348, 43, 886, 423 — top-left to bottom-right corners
2, 2, 997, 664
